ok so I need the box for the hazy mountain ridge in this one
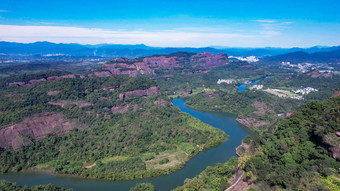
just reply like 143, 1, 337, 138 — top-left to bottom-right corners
259, 49, 340, 64
1, 41, 340, 57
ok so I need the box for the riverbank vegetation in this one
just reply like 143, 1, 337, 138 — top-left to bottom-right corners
0, 180, 72, 191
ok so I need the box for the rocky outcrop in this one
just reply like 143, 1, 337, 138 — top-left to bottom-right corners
0, 113, 80, 150
177, 89, 192, 95
318, 133, 340, 160
118, 86, 159, 100
252, 102, 274, 116
111, 104, 138, 114
331, 91, 340, 98
92, 52, 228, 77
8, 74, 76, 87
47, 91, 60, 96
307, 70, 332, 78
94, 71, 112, 77
236, 117, 270, 128
153, 99, 169, 107
190, 52, 229, 68
205, 91, 217, 99
48, 100, 93, 108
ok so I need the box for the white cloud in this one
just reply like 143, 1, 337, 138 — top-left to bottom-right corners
0, 24, 255, 47
254, 20, 277, 23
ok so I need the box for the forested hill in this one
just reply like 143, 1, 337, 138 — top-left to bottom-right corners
0, 72, 226, 181
240, 96, 340, 190
176, 96, 340, 191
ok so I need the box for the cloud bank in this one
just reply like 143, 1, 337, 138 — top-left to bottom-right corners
0, 24, 257, 47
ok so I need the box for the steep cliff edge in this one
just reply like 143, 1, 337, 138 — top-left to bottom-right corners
91, 52, 228, 77
0, 113, 84, 150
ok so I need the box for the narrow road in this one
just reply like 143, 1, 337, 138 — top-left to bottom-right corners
225, 174, 244, 191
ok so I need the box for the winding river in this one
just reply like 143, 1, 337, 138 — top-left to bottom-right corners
0, 99, 251, 191
238, 76, 271, 92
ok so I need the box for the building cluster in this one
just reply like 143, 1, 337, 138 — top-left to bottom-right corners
281, 62, 336, 74
292, 87, 318, 95
217, 79, 235, 84
251, 84, 263, 90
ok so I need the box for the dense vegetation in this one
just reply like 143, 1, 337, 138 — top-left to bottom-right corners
241, 97, 340, 190
0, 180, 72, 191
176, 97, 340, 191
129, 183, 155, 191
175, 158, 238, 191
0, 73, 226, 181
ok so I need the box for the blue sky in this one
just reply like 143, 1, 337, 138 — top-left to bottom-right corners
1, 0, 340, 47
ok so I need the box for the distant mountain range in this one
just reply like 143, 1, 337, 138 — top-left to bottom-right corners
259, 49, 340, 64
1, 41, 340, 58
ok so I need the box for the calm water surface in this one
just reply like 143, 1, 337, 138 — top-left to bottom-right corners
238, 76, 271, 92
0, 99, 251, 191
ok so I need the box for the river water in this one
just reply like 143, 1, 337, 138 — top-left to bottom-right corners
238, 76, 271, 92
0, 99, 250, 191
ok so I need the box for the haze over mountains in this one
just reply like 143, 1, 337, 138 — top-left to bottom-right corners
1, 41, 340, 58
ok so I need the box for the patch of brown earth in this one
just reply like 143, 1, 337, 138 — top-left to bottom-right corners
102, 85, 120, 91
3, 94, 14, 97
236, 117, 270, 128
153, 99, 169, 107
190, 52, 229, 68
47, 91, 60, 96
331, 91, 340, 98
0, 113, 81, 150
252, 101, 274, 116
83, 162, 95, 168
226, 170, 254, 191
236, 141, 250, 157
8, 74, 76, 87
177, 89, 192, 95
285, 76, 293, 80
92, 52, 228, 77
49, 100, 93, 108
111, 104, 138, 114
118, 86, 159, 100
204, 91, 217, 99
94, 71, 112, 77
307, 70, 332, 78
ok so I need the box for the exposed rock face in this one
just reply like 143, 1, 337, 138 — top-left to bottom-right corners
318, 133, 340, 160
236, 117, 270, 128
190, 52, 228, 68
236, 102, 274, 128
177, 89, 192, 95
0, 113, 79, 150
94, 71, 112, 77
118, 86, 159, 100
111, 104, 138, 114
307, 70, 332, 78
92, 52, 228, 77
329, 146, 340, 159
252, 101, 274, 116
153, 99, 169, 107
331, 91, 340, 98
8, 74, 76, 87
204, 91, 217, 99
47, 91, 60, 96
48, 100, 93, 108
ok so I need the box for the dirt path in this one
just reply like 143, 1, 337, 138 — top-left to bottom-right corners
225, 174, 244, 191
